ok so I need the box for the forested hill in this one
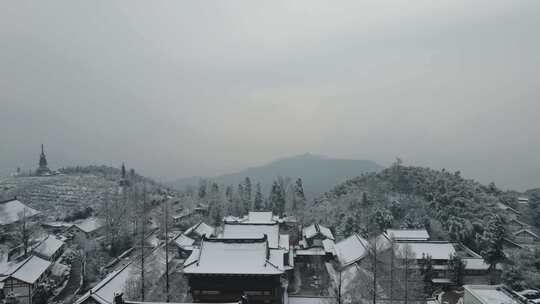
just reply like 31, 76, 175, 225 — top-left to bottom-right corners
0, 165, 170, 221
171, 153, 383, 198
307, 164, 524, 252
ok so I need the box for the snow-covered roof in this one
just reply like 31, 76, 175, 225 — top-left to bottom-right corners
33, 235, 65, 259
289, 296, 336, 304
1, 255, 52, 284
518, 197, 529, 203
302, 224, 334, 241
223, 211, 278, 225
49, 262, 69, 277
395, 242, 456, 260
183, 237, 284, 275
464, 285, 520, 304
173, 234, 195, 249
496, 202, 520, 214
246, 211, 276, 224
508, 218, 528, 227
322, 239, 336, 255
463, 258, 490, 271
0, 199, 40, 226
295, 248, 326, 256
385, 229, 430, 241
184, 222, 215, 238
222, 223, 280, 248
76, 262, 134, 304
42, 221, 71, 228
333, 234, 369, 266
72, 217, 103, 233
279, 234, 290, 250
76, 247, 170, 304
223, 215, 242, 223
514, 229, 539, 239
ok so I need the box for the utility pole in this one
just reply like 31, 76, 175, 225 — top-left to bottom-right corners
390, 238, 394, 304
140, 186, 146, 301
404, 248, 409, 304
164, 200, 170, 302
372, 240, 377, 304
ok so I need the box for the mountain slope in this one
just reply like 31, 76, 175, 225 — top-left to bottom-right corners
307, 165, 520, 250
171, 153, 383, 198
0, 165, 168, 221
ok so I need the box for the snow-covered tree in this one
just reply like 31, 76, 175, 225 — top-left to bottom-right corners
481, 215, 505, 283
254, 182, 264, 211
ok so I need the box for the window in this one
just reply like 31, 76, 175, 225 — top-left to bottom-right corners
245, 291, 264, 296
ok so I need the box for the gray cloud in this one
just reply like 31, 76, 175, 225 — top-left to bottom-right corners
1, 0, 539, 190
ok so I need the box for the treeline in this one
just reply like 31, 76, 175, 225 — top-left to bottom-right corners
59, 165, 158, 186
181, 176, 308, 225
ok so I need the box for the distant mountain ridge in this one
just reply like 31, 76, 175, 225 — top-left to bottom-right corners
169, 153, 383, 198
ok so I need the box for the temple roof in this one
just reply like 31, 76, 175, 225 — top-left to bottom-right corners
222, 223, 280, 248
183, 236, 284, 275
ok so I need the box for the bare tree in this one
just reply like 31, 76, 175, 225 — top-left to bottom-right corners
16, 208, 34, 257
130, 184, 151, 301
160, 199, 172, 302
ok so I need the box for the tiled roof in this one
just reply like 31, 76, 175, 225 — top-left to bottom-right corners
0, 199, 40, 226
222, 223, 280, 248
183, 236, 284, 275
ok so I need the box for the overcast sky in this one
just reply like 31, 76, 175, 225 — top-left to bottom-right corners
1, 1, 539, 190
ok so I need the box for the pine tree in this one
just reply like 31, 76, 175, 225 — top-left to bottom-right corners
242, 177, 252, 212
481, 215, 505, 284
198, 180, 207, 199
374, 208, 393, 232
254, 182, 264, 211
244, 177, 252, 205
269, 180, 286, 216
208, 183, 222, 225
292, 178, 306, 214
448, 253, 467, 285
420, 254, 435, 294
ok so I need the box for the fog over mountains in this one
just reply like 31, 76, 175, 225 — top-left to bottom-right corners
169, 153, 383, 198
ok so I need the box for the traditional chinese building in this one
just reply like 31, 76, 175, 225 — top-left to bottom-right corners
183, 236, 287, 304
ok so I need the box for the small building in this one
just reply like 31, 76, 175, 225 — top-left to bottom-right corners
32, 235, 65, 261
75, 262, 133, 304
513, 229, 539, 244
518, 197, 529, 205
333, 233, 370, 267
496, 202, 520, 219
183, 221, 215, 244
385, 229, 430, 242
40, 221, 71, 234
507, 218, 528, 232
394, 241, 456, 263
224, 211, 278, 225
172, 233, 196, 258
301, 224, 334, 249
463, 285, 521, 304
193, 203, 209, 216
0, 198, 41, 229
171, 209, 194, 225
183, 236, 286, 304
66, 217, 104, 240
75, 246, 170, 304
0, 255, 52, 304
